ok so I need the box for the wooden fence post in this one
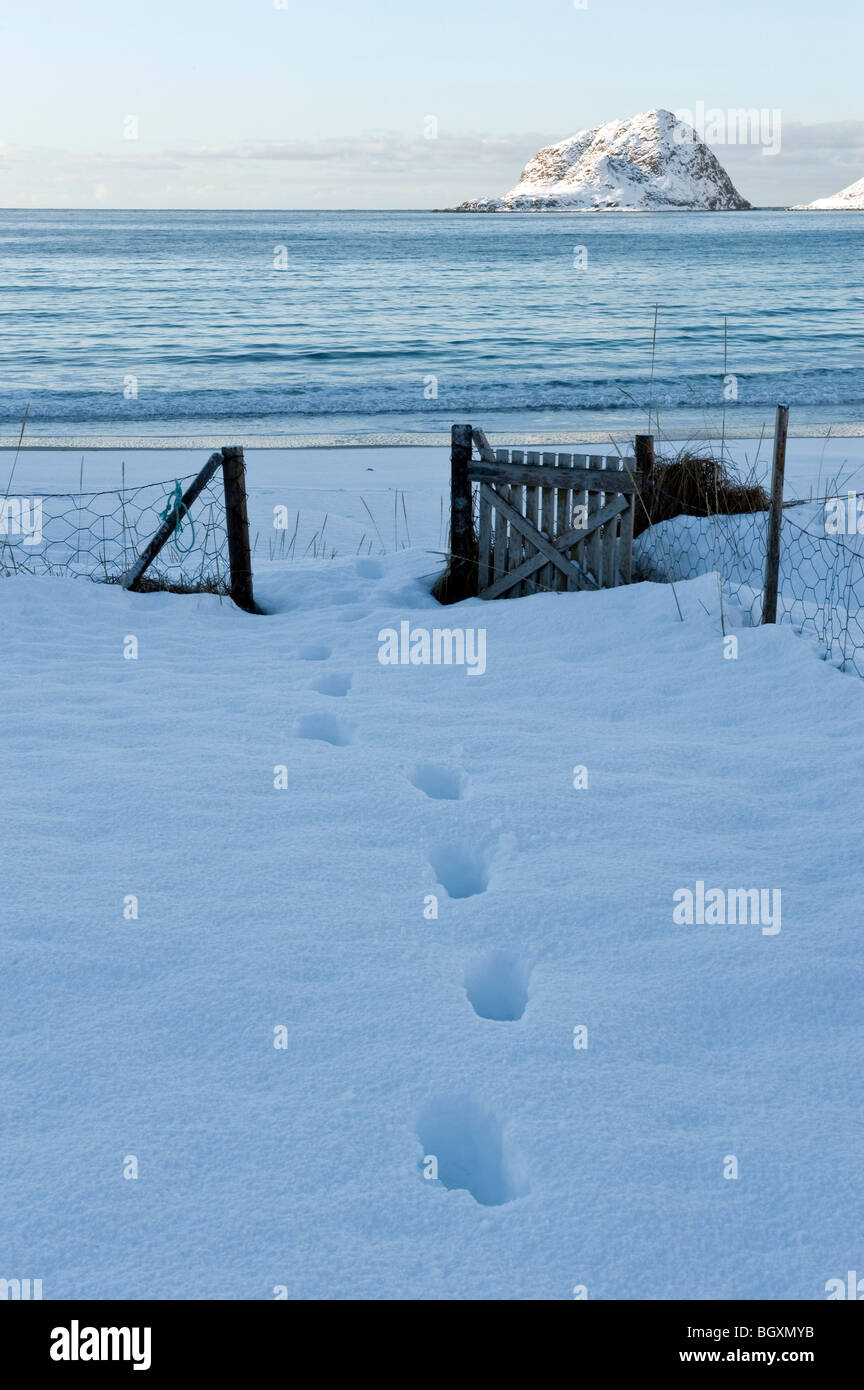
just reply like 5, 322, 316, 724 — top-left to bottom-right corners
221, 445, 257, 613
634, 434, 654, 531
761, 405, 789, 625
449, 423, 475, 602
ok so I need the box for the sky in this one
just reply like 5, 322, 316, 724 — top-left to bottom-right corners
0, 0, 862, 208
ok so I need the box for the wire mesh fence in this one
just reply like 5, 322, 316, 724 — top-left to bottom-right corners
633, 492, 864, 679
0, 467, 231, 593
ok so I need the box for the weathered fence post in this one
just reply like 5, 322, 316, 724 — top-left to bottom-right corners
448, 423, 475, 602
221, 445, 257, 613
634, 434, 654, 531
761, 405, 789, 625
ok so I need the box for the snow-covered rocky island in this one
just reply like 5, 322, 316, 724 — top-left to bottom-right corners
454, 108, 750, 212
793, 174, 864, 210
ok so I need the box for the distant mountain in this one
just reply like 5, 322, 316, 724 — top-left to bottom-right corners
793, 175, 864, 210
454, 109, 750, 212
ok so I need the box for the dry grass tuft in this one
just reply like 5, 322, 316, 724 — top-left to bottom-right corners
634, 450, 769, 538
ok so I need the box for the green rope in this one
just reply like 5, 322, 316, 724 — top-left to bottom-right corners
160, 480, 196, 555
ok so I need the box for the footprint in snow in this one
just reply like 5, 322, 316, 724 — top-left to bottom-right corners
408, 762, 466, 800
465, 951, 532, 1022
295, 712, 353, 746
428, 842, 490, 899
417, 1096, 528, 1207
312, 672, 352, 697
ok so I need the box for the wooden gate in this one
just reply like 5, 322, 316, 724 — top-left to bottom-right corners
451, 425, 646, 600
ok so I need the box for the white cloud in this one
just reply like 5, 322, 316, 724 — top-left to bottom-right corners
2, 123, 863, 208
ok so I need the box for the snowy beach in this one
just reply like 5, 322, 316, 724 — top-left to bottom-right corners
2, 439, 863, 1299
5, 433, 864, 554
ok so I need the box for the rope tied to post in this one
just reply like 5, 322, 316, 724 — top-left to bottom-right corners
160, 480, 196, 554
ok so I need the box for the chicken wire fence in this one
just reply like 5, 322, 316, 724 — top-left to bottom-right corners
0, 466, 231, 593
634, 491, 864, 679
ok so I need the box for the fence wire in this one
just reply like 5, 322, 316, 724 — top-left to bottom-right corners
0, 470, 231, 593
633, 493, 864, 679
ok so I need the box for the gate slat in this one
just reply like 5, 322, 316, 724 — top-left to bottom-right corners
477, 479, 492, 592
587, 455, 604, 588
540, 451, 556, 594
523, 450, 540, 596
618, 492, 635, 584
509, 449, 526, 596
602, 454, 621, 588
555, 453, 572, 592
571, 452, 589, 576
491, 449, 509, 587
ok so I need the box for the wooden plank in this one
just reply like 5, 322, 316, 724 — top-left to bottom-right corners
555, 453, 572, 592
523, 451, 540, 595
481, 486, 591, 590
601, 455, 621, 588
472, 427, 496, 462
587, 455, 603, 588
477, 483, 492, 591
538, 451, 555, 594
570, 452, 589, 577
467, 461, 642, 493
507, 449, 525, 595
491, 449, 509, 586
618, 494, 635, 584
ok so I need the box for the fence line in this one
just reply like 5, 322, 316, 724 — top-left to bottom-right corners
0, 446, 257, 610
634, 493, 864, 678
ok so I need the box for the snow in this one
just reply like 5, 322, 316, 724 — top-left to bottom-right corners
456, 110, 750, 212
2, 447, 864, 1298
635, 500, 864, 676
794, 175, 864, 211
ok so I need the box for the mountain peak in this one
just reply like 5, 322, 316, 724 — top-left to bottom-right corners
455, 108, 750, 212
793, 174, 864, 211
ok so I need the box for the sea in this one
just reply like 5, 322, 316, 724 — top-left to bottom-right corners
1, 208, 862, 441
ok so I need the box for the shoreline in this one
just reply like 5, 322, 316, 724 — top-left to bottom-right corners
2, 438, 862, 506
4, 422, 864, 450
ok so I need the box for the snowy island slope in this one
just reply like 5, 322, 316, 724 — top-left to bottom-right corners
455, 109, 750, 211
793, 174, 864, 210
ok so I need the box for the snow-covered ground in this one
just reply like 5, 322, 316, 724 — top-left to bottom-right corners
635, 501, 864, 677
2, 443, 863, 1300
